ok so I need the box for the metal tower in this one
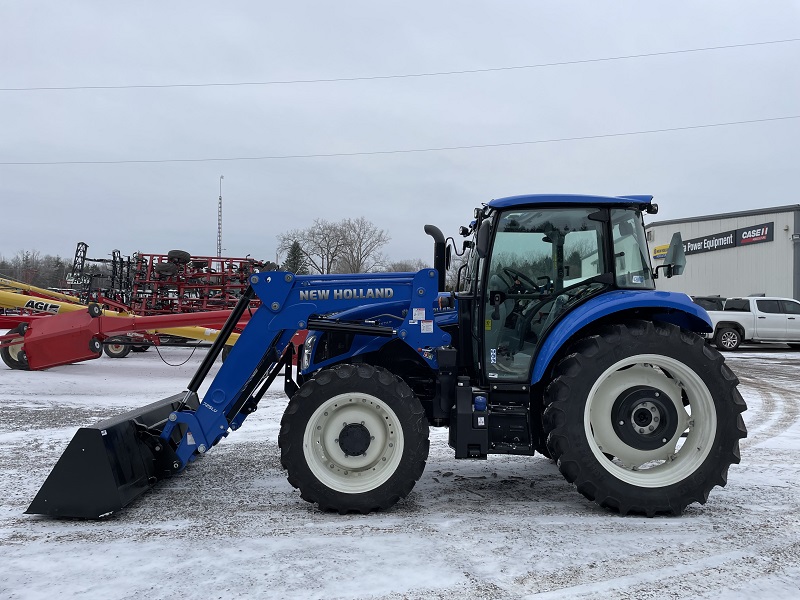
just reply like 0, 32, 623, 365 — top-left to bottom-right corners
217, 175, 224, 257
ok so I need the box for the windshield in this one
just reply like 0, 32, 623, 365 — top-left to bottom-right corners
611, 208, 655, 289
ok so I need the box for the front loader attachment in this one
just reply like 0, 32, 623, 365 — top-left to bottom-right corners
26, 285, 268, 518
26, 392, 197, 518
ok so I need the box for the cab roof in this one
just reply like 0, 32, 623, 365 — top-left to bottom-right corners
488, 194, 653, 209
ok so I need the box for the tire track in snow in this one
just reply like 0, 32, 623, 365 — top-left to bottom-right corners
514, 531, 799, 599
730, 361, 800, 448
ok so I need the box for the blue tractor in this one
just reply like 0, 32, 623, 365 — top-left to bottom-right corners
28, 194, 747, 518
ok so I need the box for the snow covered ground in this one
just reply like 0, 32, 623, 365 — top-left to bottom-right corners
0, 339, 798, 599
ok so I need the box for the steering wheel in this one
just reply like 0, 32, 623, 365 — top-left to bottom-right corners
503, 267, 540, 292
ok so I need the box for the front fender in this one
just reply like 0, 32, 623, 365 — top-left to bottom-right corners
531, 290, 712, 384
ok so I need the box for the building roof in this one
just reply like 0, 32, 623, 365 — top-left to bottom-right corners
646, 204, 800, 228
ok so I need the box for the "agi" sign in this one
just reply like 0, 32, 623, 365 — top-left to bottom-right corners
23, 299, 61, 314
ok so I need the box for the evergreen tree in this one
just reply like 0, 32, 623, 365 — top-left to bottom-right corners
282, 241, 309, 274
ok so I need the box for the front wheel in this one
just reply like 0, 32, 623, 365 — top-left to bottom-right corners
543, 320, 747, 516
279, 363, 429, 514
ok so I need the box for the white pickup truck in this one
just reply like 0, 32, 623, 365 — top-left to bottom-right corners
706, 297, 800, 350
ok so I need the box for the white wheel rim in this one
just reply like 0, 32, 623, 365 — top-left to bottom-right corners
303, 392, 404, 494
7, 336, 25, 362
585, 354, 717, 488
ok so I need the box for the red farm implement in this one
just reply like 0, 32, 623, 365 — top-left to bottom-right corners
0, 244, 292, 371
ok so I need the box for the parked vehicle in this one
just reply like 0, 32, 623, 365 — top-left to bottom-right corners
707, 297, 800, 350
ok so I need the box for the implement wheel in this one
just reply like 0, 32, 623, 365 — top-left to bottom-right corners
103, 337, 132, 359
167, 250, 191, 264
1, 324, 30, 370
543, 320, 747, 516
279, 363, 429, 514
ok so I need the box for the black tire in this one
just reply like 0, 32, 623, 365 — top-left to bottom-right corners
543, 320, 747, 517
88, 337, 102, 355
167, 250, 191, 265
1, 324, 30, 370
714, 327, 741, 351
87, 303, 102, 318
103, 337, 132, 359
279, 363, 429, 514
131, 345, 149, 352
788, 343, 800, 350
154, 262, 179, 276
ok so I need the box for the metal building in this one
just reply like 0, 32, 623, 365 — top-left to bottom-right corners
645, 205, 800, 300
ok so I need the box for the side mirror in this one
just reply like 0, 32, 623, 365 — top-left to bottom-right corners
653, 232, 686, 279
476, 220, 491, 258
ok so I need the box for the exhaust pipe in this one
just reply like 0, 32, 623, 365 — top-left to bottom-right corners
424, 224, 447, 292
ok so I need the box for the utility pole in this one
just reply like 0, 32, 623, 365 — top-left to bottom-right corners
217, 175, 224, 257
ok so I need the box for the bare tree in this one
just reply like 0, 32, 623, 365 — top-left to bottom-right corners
278, 217, 390, 275
387, 258, 428, 273
335, 217, 390, 273
277, 219, 345, 275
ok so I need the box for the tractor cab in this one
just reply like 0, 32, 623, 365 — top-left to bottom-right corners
459, 195, 657, 384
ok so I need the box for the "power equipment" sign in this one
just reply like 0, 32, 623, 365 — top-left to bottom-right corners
682, 222, 773, 255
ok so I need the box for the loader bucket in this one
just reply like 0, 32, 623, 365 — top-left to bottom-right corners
27, 392, 198, 518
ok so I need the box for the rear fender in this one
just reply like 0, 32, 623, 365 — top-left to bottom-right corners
531, 290, 712, 385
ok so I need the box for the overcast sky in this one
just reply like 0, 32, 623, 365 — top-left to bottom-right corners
2, 1, 799, 267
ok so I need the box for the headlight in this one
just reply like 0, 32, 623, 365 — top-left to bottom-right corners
300, 334, 316, 371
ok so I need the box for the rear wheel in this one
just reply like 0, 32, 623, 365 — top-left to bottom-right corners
714, 327, 741, 351
103, 337, 132, 359
543, 320, 747, 516
279, 363, 429, 514
1, 324, 30, 370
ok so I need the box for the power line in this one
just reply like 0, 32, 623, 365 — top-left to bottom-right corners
1, 115, 797, 166
2, 38, 799, 92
